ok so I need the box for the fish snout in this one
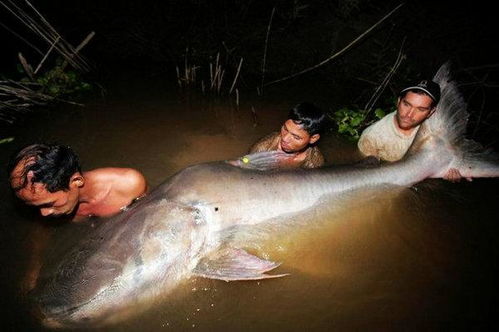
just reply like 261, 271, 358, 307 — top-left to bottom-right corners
30, 303, 63, 329
42, 317, 65, 329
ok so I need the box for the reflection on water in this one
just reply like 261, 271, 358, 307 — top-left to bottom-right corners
0, 89, 498, 331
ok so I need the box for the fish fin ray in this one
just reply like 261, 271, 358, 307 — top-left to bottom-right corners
193, 247, 288, 281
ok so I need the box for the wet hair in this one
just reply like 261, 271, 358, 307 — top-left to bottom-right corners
287, 102, 326, 136
7, 143, 81, 192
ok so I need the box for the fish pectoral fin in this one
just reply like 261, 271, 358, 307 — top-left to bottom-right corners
192, 248, 288, 281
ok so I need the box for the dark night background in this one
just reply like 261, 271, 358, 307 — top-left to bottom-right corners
1, 1, 499, 331
1, 1, 499, 125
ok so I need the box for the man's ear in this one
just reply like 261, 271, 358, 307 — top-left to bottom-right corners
26, 170, 35, 183
309, 133, 320, 144
70, 172, 84, 188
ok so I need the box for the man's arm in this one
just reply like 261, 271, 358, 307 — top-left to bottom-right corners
356, 131, 383, 167
357, 132, 380, 160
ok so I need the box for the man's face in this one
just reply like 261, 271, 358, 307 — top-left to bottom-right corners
10, 161, 81, 217
13, 183, 80, 217
396, 91, 436, 130
279, 119, 320, 153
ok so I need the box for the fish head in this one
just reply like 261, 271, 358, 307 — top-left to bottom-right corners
33, 199, 210, 328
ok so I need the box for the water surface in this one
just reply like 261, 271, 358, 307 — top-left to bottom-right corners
1, 85, 497, 331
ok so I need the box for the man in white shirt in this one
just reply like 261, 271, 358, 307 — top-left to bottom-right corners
358, 79, 470, 182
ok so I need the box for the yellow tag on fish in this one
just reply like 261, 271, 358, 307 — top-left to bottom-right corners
242, 156, 250, 164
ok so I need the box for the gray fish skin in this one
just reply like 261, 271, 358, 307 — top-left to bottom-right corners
33, 64, 499, 328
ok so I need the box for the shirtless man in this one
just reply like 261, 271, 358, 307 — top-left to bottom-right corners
8, 143, 147, 220
249, 102, 326, 168
358, 79, 470, 182
8, 143, 147, 291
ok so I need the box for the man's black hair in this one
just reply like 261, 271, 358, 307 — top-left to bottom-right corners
7, 143, 81, 192
287, 102, 326, 136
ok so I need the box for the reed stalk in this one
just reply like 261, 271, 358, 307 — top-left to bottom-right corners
260, 7, 275, 96
18, 52, 34, 80
229, 57, 243, 95
235, 88, 239, 109
34, 36, 60, 74
251, 106, 258, 127
217, 69, 225, 94
0, 0, 92, 72
364, 38, 406, 112
264, 3, 404, 87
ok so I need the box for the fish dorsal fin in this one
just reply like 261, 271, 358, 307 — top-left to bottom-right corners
192, 247, 289, 281
226, 151, 297, 171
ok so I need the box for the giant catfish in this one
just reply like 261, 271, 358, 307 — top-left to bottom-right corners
32, 64, 499, 328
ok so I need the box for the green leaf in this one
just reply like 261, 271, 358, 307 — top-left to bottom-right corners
67, 71, 77, 80
49, 86, 60, 95
81, 82, 92, 90
0, 137, 15, 144
350, 116, 362, 126
374, 108, 385, 119
337, 123, 344, 131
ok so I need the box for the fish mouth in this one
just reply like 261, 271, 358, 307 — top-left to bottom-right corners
35, 304, 76, 328
42, 317, 64, 329
29, 301, 65, 329
38, 304, 93, 329
34, 291, 97, 328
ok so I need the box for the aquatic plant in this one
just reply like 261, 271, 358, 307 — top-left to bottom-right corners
175, 48, 244, 110
0, 0, 94, 124
330, 107, 387, 141
18, 58, 92, 98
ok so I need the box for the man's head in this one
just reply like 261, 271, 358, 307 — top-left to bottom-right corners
396, 80, 441, 131
8, 144, 84, 217
279, 102, 326, 153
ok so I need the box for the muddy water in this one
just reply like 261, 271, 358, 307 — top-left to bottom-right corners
1, 85, 498, 331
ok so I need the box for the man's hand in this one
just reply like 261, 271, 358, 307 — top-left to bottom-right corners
443, 168, 472, 183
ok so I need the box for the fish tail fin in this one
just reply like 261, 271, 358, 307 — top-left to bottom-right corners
455, 139, 499, 178
409, 62, 499, 178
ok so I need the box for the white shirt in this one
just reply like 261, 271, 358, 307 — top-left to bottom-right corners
357, 111, 419, 162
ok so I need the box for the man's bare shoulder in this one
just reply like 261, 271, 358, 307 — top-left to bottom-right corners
302, 147, 324, 169
84, 168, 147, 198
84, 167, 141, 180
